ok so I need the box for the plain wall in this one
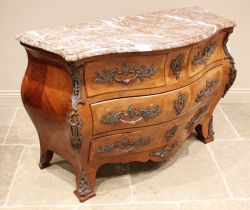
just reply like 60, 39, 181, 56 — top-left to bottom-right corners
0, 0, 249, 103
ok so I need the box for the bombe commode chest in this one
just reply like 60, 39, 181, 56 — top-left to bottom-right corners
16, 7, 236, 202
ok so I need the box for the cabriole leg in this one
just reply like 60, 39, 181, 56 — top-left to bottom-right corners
195, 116, 214, 144
38, 133, 54, 169
39, 149, 54, 169
74, 169, 96, 202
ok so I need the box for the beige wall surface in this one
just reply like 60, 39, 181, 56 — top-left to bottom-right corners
0, 0, 249, 104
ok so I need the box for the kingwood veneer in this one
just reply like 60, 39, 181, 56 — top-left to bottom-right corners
16, 7, 236, 202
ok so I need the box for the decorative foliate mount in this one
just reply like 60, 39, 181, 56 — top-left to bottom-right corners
223, 31, 237, 97
208, 117, 215, 137
78, 171, 92, 196
195, 79, 219, 103
192, 42, 216, 65
165, 125, 178, 141
151, 142, 178, 159
68, 64, 84, 152
97, 136, 151, 154
100, 104, 162, 126
185, 105, 208, 129
174, 93, 186, 115
95, 63, 158, 85
170, 54, 185, 79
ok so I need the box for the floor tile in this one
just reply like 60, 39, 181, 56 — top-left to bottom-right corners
78, 203, 178, 210
131, 140, 229, 201
84, 174, 131, 205
0, 107, 17, 126
209, 140, 250, 197
0, 145, 24, 205
7, 145, 79, 205
180, 200, 250, 210
221, 104, 250, 138
0, 126, 8, 144
0, 208, 73, 210
213, 106, 238, 140
5, 108, 38, 144
0, 107, 17, 144
7, 145, 131, 205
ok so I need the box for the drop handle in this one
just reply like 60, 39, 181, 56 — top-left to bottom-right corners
100, 105, 162, 125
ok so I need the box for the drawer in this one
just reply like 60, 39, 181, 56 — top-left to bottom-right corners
91, 88, 192, 135
190, 65, 223, 106
84, 54, 166, 97
90, 64, 223, 136
89, 128, 163, 161
188, 32, 226, 78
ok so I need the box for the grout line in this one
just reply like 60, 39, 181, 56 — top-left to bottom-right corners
128, 174, 134, 203
206, 144, 234, 199
0, 205, 77, 209
0, 106, 23, 108
3, 107, 19, 144
179, 197, 250, 203
0, 143, 39, 146
3, 145, 27, 207
205, 138, 248, 142
70, 198, 250, 207
177, 202, 180, 210
218, 105, 242, 139
77, 201, 179, 207
49, 204, 78, 208
2, 197, 250, 208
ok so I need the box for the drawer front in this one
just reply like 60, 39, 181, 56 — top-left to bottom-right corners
84, 54, 166, 97
90, 64, 223, 135
190, 65, 223, 107
89, 128, 163, 161
188, 32, 226, 78
91, 88, 192, 135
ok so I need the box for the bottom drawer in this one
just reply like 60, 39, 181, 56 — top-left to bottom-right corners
89, 128, 163, 162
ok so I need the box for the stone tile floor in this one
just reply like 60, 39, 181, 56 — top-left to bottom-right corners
0, 104, 250, 210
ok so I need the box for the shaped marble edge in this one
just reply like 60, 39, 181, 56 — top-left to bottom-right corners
16, 6, 236, 61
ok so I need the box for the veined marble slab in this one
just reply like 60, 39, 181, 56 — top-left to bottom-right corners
16, 6, 235, 61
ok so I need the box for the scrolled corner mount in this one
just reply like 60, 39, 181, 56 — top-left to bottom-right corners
68, 64, 84, 152
222, 31, 237, 97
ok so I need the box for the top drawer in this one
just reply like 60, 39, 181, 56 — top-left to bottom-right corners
84, 54, 166, 97
188, 32, 226, 77
165, 32, 226, 84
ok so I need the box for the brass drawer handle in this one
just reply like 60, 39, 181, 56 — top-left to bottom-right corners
120, 117, 143, 125
174, 93, 186, 115
101, 105, 161, 125
151, 142, 178, 159
97, 136, 151, 154
192, 42, 216, 65
170, 54, 185, 79
165, 125, 178, 141
195, 79, 219, 102
95, 63, 157, 85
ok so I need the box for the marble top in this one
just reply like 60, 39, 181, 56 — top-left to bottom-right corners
16, 6, 235, 61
